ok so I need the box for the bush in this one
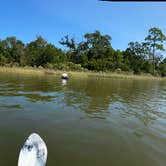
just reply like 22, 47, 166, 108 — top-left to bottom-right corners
0, 54, 7, 65
38, 66, 44, 69
11, 62, 20, 67
115, 68, 122, 74
158, 63, 166, 77
50, 62, 84, 71
142, 61, 153, 74
44, 63, 54, 69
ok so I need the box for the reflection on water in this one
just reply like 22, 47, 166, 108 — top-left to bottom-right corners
1, 104, 22, 109
61, 79, 68, 86
0, 73, 165, 166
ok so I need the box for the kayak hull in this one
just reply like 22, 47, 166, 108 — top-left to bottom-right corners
18, 133, 47, 166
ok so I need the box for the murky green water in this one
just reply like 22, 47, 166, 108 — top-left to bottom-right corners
0, 73, 165, 166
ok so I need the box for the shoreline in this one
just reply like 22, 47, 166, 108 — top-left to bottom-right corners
0, 66, 165, 81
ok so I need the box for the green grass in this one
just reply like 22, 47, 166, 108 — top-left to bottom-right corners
69, 71, 166, 80
0, 66, 165, 81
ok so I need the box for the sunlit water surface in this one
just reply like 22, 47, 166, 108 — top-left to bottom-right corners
0, 73, 165, 166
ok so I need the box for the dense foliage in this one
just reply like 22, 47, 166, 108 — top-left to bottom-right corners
0, 28, 166, 76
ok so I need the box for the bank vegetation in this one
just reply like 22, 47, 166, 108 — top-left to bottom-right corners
0, 27, 166, 77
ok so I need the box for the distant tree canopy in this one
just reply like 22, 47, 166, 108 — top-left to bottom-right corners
0, 28, 166, 76
145, 27, 166, 74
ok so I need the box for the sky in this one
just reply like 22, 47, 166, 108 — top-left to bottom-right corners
1, 0, 166, 52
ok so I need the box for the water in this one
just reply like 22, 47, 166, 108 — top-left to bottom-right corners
0, 73, 165, 166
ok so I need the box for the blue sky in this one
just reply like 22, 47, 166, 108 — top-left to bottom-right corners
1, 0, 166, 51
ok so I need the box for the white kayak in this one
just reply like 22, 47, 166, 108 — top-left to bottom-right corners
18, 133, 47, 166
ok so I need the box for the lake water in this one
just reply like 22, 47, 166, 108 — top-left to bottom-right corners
0, 73, 165, 166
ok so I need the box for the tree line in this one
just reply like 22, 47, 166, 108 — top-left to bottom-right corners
0, 27, 166, 76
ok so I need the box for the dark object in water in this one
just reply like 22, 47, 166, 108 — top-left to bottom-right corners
61, 73, 69, 80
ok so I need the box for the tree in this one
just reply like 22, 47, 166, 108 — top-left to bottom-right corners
35, 44, 63, 66
158, 58, 166, 77
25, 36, 48, 66
25, 36, 64, 67
0, 40, 10, 63
124, 42, 149, 73
59, 31, 113, 68
145, 27, 166, 74
59, 35, 77, 62
59, 35, 76, 50
84, 30, 112, 60
0, 37, 25, 65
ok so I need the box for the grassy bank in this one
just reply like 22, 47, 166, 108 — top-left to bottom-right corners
0, 66, 57, 76
0, 66, 165, 81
